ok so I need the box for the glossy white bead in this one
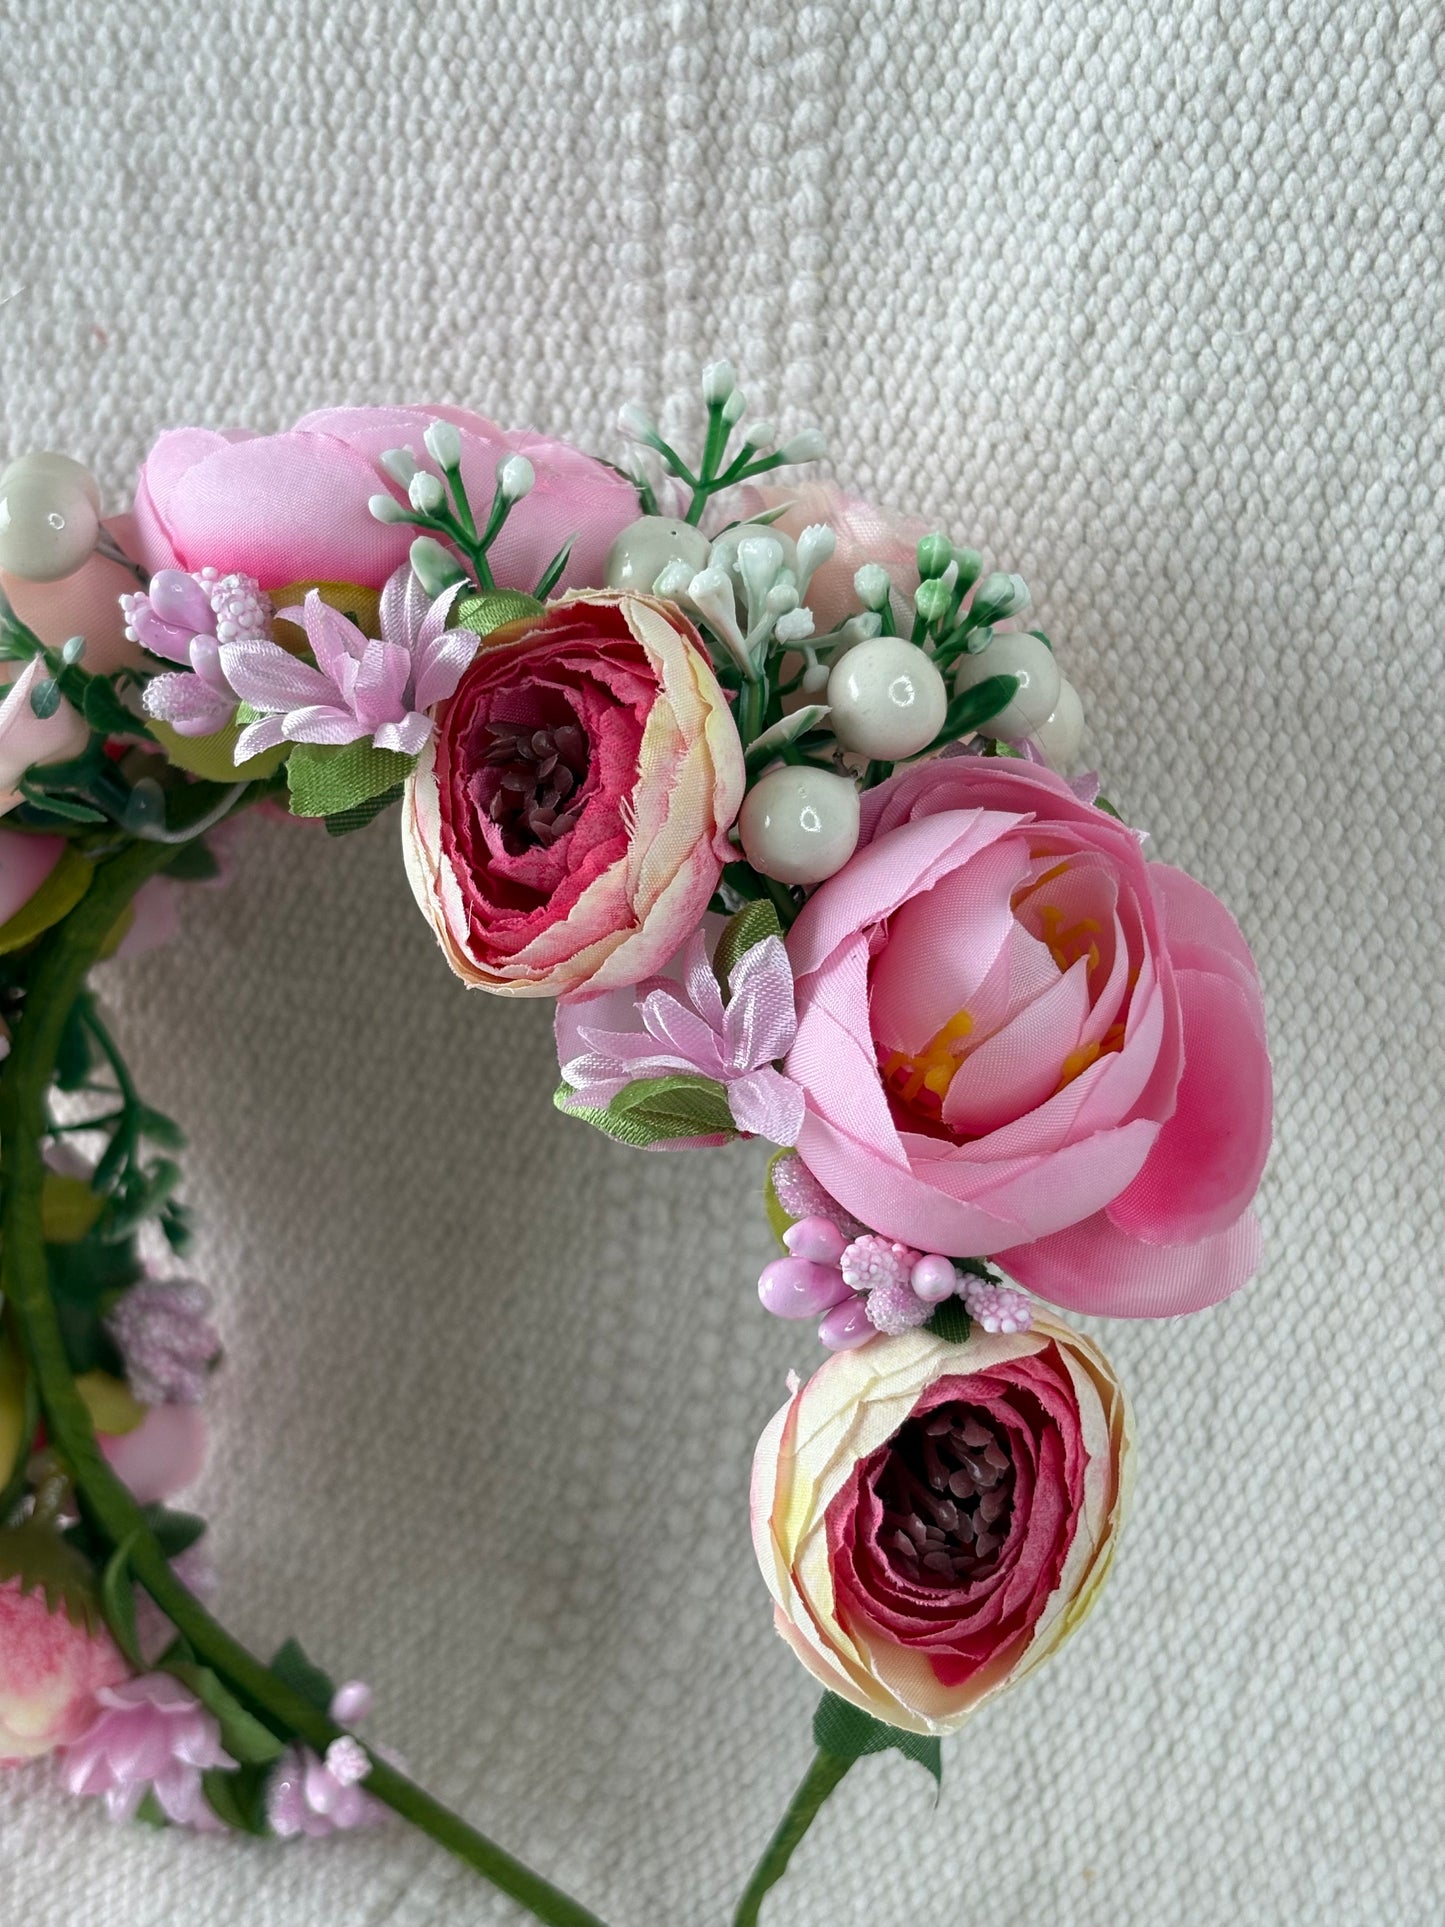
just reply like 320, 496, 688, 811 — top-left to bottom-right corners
738, 765, 861, 886
826, 636, 948, 760
954, 630, 1061, 742
604, 515, 712, 593
2, 451, 101, 511
1031, 676, 1085, 771
0, 463, 100, 582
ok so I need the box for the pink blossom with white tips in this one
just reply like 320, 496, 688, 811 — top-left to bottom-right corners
60, 1672, 234, 1827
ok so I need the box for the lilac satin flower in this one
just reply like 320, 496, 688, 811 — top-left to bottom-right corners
221, 568, 475, 762
130, 567, 271, 737
60, 1673, 234, 1827
106, 1278, 220, 1406
267, 1682, 389, 1838
557, 929, 806, 1146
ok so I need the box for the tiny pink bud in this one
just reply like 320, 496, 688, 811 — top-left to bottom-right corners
818, 1296, 876, 1351
783, 1215, 848, 1265
910, 1253, 959, 1303
759, 1256, 853, 1320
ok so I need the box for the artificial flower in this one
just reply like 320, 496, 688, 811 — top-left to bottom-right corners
0, 1579, 127, 1765
556, 924, 804, 1143
0, 658, 89, 815
99, 1403, 208, 1506
105, 1279, 220, 1406
737, 481, 928, 632
750, 1315, 1131, 1735
403, 592, 746, 996
60, 1673, 234, 1825
132, 407, 638, 595
129, 566, 271, 738
784, 757, 1271, 1317
267, 1680, 388, 1838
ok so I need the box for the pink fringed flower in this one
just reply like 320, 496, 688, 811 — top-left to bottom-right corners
221, 575, 475, 762
267, 1681, 388, 1838
106, 1279, 220, 1406
130, 567, 271, 737
60, 1673, 234, 1826
556, 927, 805, 1146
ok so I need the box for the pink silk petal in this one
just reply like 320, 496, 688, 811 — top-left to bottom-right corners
998, 1204, 1262, 1317
941, 957, 1092, 1137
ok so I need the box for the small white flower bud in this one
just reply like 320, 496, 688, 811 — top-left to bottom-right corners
972, 571, 1029, 621
721, 390, 747, 426
773, 607, 815, 644
766, 581, 800, 617
379, 448, 418, 488
702, 360, 736, 405
423, 421, 463, 470
853, 563, 892, 612
498, 454, 535, 502
368, 493, 411, 526
836, 612, 882, 649
408, 471, 445, 514
794, 523, 836, 591
916, 532, 953, 580
914, 577, 952, 625
409, 535, 467, 597
652, 559, 695, 598
778, 428, 826, 464
686, 566, 747, 658
745, 420, 777, 453
617, 403, 658, 444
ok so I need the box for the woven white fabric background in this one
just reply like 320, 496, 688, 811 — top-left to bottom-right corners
0, 1, 1441, 1922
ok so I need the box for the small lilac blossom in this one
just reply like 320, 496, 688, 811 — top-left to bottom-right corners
558, 930, 805, 1145
221, 567, 475, 762
60, 1673, 234, 1827
961, 1277, 1033, 1335
839, 1234, 918, 1295
130, 567, 271, 738
266, 1682, 389, 1839
106, 1278, 219, 1406
864, 1276, 933, 1336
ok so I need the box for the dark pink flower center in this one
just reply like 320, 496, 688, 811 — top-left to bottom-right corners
874, 1401, 1016, 1587
474, 708, 591, 854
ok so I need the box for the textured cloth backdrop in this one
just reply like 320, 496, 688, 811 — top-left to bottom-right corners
0, 2, 1440, 1923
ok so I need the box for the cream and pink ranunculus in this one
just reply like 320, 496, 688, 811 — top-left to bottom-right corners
751, 1317, 1131, 1735
784, 758, 1271, 1318
403, 592, 746, 996
0, 1579, 128, 1765
132, 406, 638, 597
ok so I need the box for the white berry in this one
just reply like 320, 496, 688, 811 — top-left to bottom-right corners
738, 765, 860, 886
1031, 676, 1085, 770
954, 630, 1061, 742
604, 515, 711, 594
826, 636, 947, 760
2, 451, 100, 511
0, 462, 100, 582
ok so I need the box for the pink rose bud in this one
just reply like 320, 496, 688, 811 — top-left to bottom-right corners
759, 1257, 852, 1320
782, 1216, 848, 1266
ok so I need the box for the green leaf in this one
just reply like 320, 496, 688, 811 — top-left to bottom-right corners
135, 1105, 187, 1151
555, 1072, 738, 1149
162, 838, 222, 882
712, 898, 783, 995
54, 999, 93, 1090
201, 1764, 273, 1835
0, 845, 93, 954
41, 1173, 106, 1243
168, 1663, 286, 1766
812, 1690, 943, 1787
139, 1505, 208, 1559
269, 1636, 337, 1715
285, 739, 417, 819
28, 676, 61, 719
322, 781, 404, 836
79, 671, 154, 741
134, 1788, 172, 1828
947, 673, 1021, 736
532, 536, 576, 600
100, 1533, 145, 1666
1095, 794, 1124, 821
147, 717, 285, 783
925, 1298, 973, 1344
450, 589, 544, 639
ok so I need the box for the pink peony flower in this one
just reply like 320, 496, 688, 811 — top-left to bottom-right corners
0, 1578, 128, 1765
403, 592, 746, 997
784, 758, 1271, 1318
750, 1315, 1131, 1735
556, 924, 804, 1144
60, 1672, 233, 1826
738, 481, 928, 632
132, 406, 638, 596
0, 657, 90, 816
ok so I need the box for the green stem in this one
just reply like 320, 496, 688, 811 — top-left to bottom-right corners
0, 839, 611, 1927
732, 1749, 853, 1927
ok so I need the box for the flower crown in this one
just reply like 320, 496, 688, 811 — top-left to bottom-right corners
0, 366, 1271, 1922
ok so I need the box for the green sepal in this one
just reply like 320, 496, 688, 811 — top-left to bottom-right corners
712, 898, 783, 996
924, 1298, 973, 1344
0, 846, 93, 955
167, 1662, 286, 1766
162, 838, 222, 882
450, 589, 544, 639
100, 1533, 145, 1667
147, 718, 286, 783
285, 740, 417, 819
322, 782, 405, 836
202, 1763, 274, 1834
812, 1690, 943, 1787
140, 1504, 208, 1560
0, 1520, 103, 1632
41, 1172, 106, 1243
134, 1788, 172, 1828
554, 1071, 738, 1148
54, 998, 93, 1090
269, 1636, 337, 1714
1095, 794, 1124, 821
